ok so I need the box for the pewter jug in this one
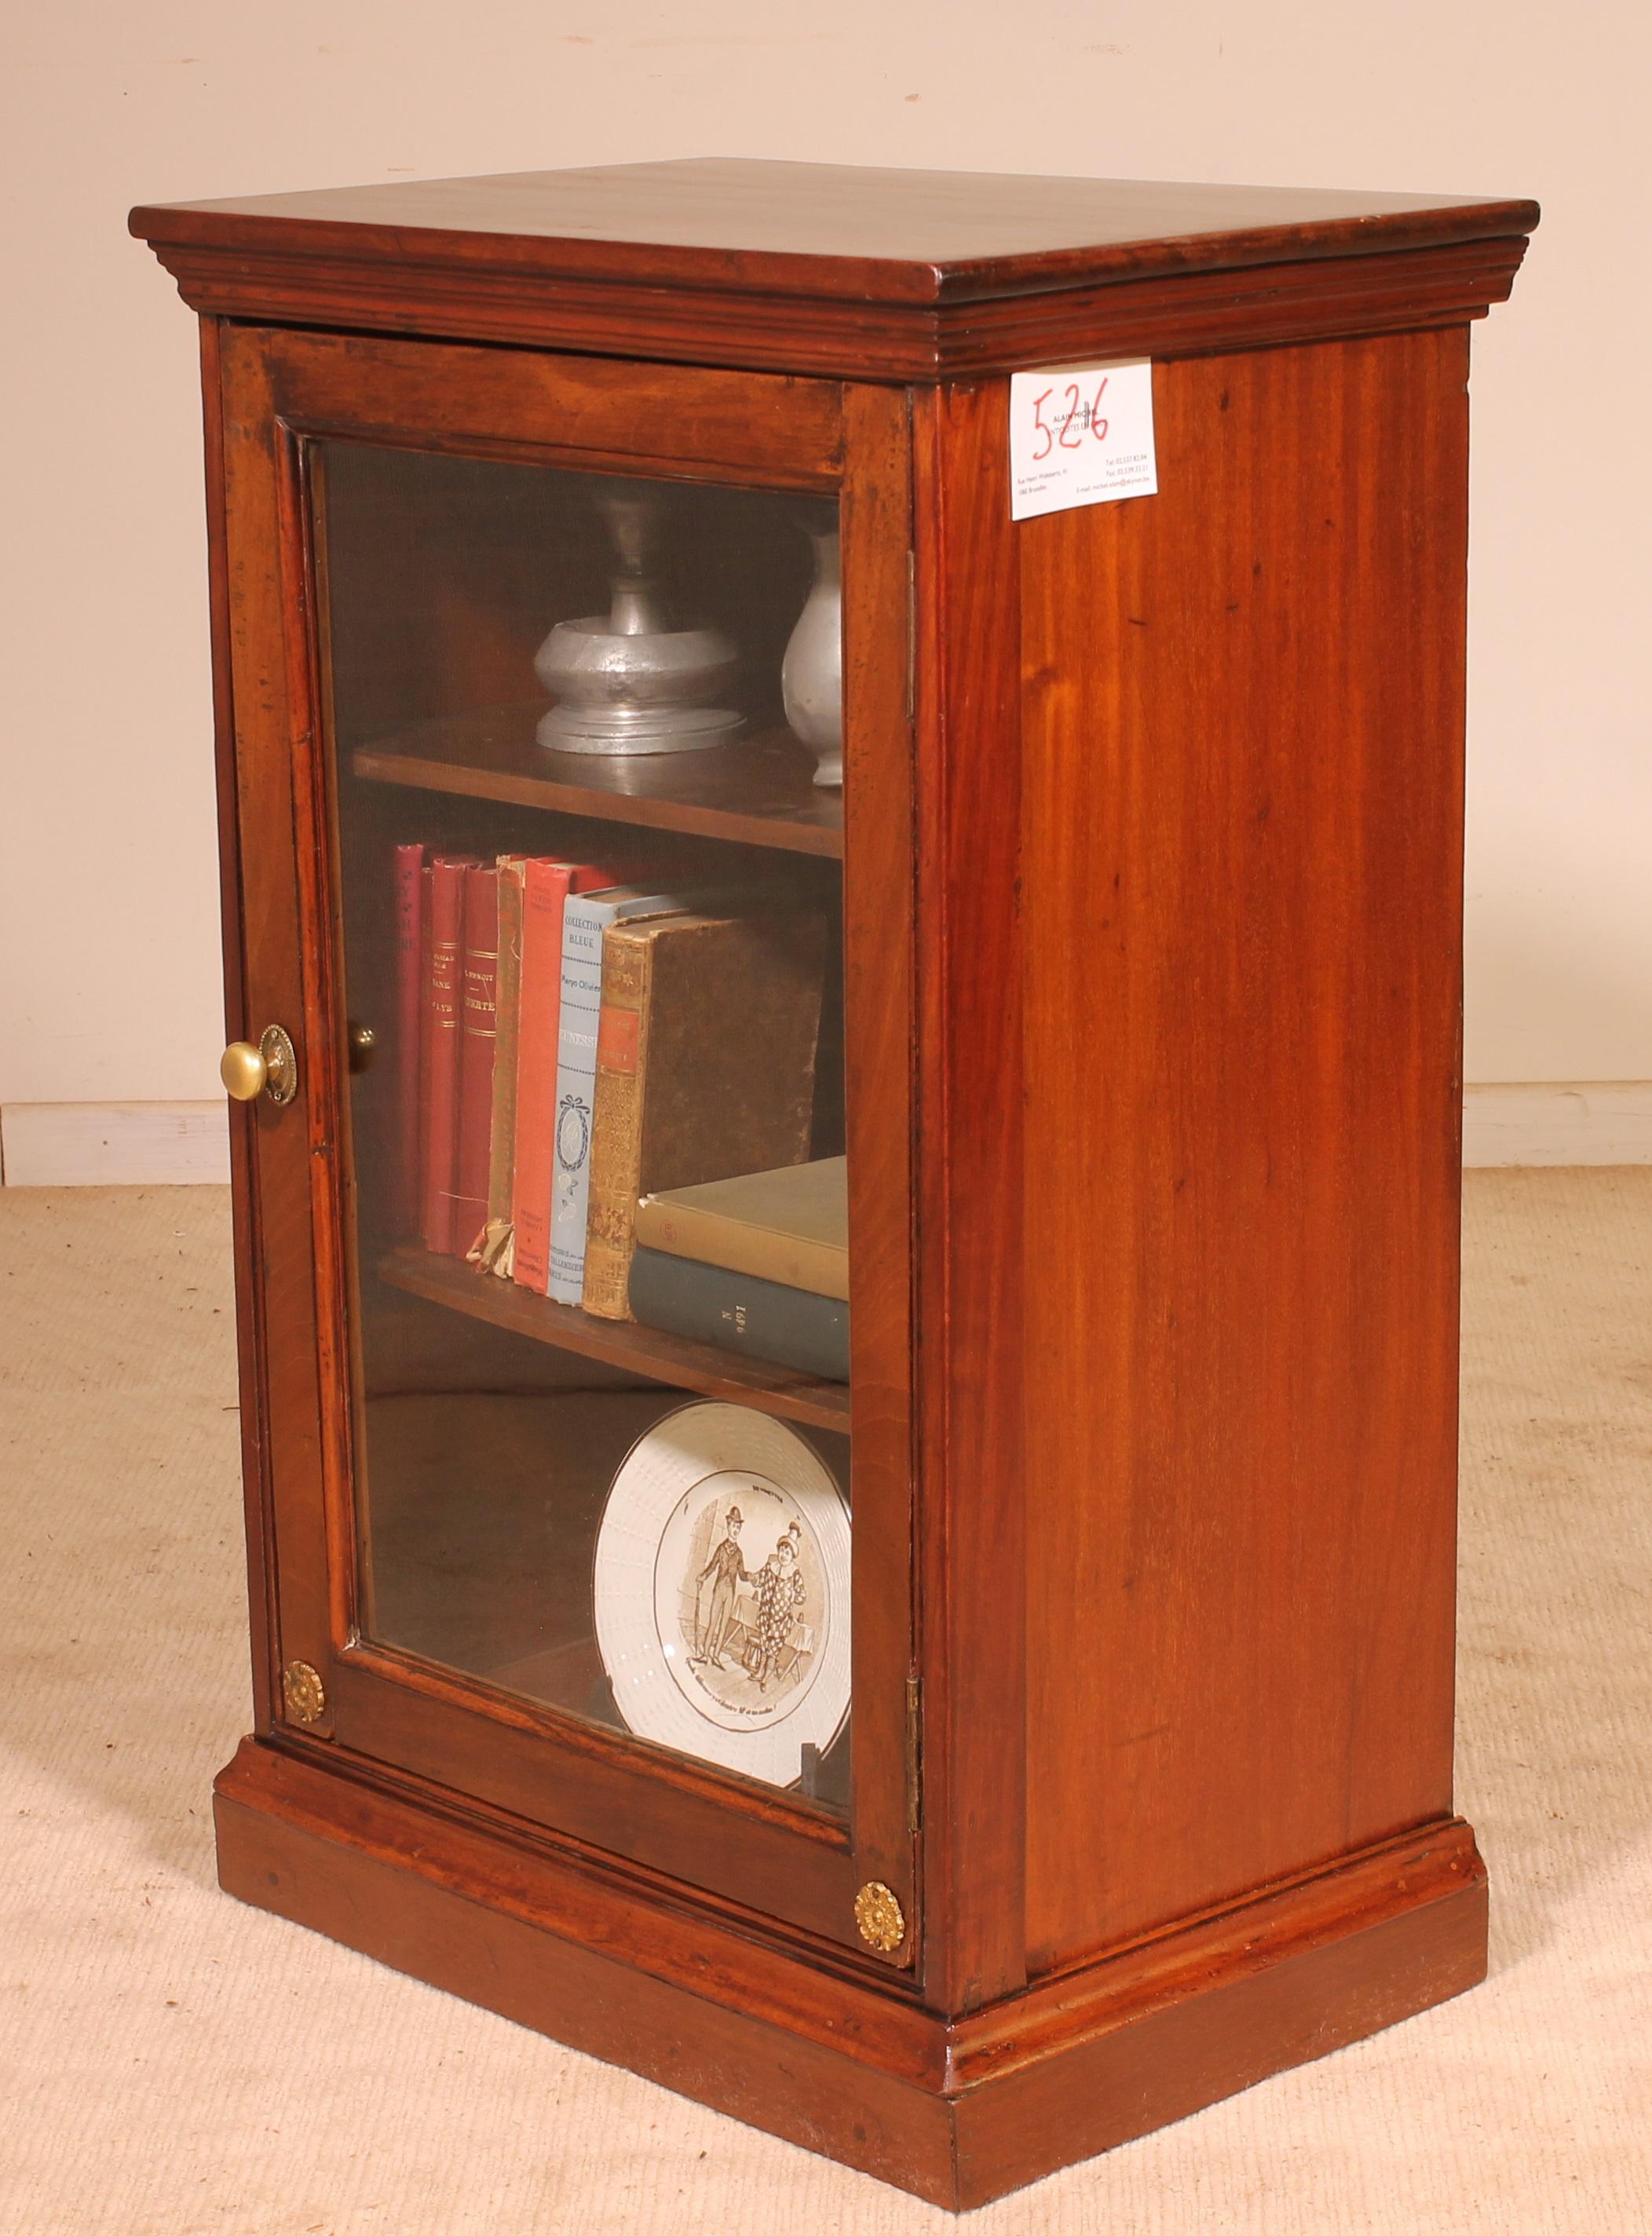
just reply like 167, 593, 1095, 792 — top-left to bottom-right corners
535, 487, 743, 754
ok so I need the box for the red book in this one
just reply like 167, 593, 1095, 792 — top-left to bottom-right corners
454, 864, 501, 1259
416, 862, 433, 1233
511, 857, 611, 1291
392, 842, 424, 1233
420, 855, 477, 1253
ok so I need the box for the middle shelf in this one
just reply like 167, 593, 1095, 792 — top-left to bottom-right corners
378, 1244, 852, 1436
352, 704, 844, 858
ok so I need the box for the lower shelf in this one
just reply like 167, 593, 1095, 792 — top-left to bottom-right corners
217, 1736, 1489, 2209
376, 1244, 851, 1435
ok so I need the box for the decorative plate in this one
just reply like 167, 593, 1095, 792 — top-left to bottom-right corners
593, 1401, 850, 1788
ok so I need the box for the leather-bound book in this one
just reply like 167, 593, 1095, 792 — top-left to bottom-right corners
510, 857, 611, 1293
392, 842, 424, 1233
453, 863, 501, 1259
581, 911, 828, 1321
416, 860, 433, 1231
477, 854, 528, 1273
419, 853, 476, 1253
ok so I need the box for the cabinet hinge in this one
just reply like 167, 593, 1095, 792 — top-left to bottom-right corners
905, 1673, 922, 1833
905, 548, 916, 723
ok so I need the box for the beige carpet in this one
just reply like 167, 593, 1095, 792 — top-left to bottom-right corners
2, 1173, 1648, 2234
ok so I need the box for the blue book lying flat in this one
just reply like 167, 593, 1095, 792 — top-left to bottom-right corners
627, 1247, 850, 1383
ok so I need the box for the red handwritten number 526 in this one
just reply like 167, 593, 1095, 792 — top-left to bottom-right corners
1030, 377, 1109, 461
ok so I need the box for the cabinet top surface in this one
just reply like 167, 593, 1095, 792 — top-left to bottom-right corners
130, 156, 1537, 304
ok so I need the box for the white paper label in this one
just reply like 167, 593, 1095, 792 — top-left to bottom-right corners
1008, 361, 1157, 521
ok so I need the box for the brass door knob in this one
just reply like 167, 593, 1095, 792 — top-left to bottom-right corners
219, 1042, 265, 1100
220, 1024, 298, 1105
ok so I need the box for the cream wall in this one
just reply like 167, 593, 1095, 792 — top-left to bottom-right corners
2, 1, 1647, 1109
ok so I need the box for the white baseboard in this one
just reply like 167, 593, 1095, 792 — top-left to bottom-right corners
1461, 1082, 1652, 1167
1, 1086, 1647, 1188
0, 1101, 230, 1186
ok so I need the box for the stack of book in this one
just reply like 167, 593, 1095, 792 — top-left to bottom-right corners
630, 1156, 850, 1383
394, 846, 833, 1359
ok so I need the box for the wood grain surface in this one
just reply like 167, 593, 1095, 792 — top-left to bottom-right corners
216, 323, 338, 1737
133, 157, 1536, 301
217, 1735, 1486, 2209
353, 714, 844, 860
250, 325, 843, 482
1019, 331, 1472, 1970
377, 1246, 850, 1434
132, 160, 1536, 381
200, 315, 278, 1736
837, 381, 922, 1955
911, 380, 1029, 2014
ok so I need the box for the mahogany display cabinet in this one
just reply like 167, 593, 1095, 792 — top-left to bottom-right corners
131, 160, 1537, 2209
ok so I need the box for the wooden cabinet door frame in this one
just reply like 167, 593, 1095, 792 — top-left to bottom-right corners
214, 320, 916, 1964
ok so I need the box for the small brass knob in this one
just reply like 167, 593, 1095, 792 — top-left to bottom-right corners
220, 1041, 267, 1101
347, 1021, 378, 1073
221, 1025, 298, 1106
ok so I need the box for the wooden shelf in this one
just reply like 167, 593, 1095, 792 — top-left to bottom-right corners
351, 705, 842, 860
377, 1244, 851, 1435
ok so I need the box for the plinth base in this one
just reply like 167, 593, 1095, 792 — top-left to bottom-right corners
215, 1737, 1487, 2210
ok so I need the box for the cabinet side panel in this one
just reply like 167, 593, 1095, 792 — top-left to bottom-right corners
1022, 331, 1469, 1970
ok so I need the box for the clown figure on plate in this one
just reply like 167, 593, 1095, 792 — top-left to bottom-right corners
678, 1479, 821, 1719
744, 1526, 808, 1693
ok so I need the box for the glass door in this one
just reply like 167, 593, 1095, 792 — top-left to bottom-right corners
327, 444, 853, 1796
217, 326, 915, 1957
